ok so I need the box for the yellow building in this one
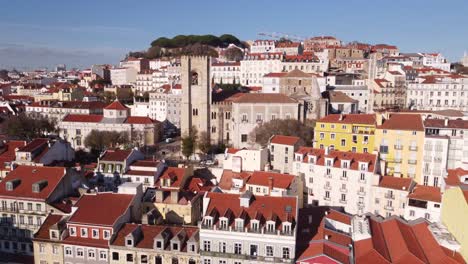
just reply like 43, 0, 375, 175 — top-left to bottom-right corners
374, 113, 425, 183
314, 114, 376, 153
442, 169, 468, 262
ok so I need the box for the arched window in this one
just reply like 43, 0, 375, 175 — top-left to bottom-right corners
191, 71, 199, 85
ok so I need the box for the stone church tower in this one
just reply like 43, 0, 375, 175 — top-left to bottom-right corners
181, 56, 212, 137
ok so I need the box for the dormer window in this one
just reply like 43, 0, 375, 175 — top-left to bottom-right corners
172, 241, 179, 251
69, 227, 76, 236
251, 221, 259, 231
219, 218, 228, 230
103, 230, 111, 240
92, 229, 99, 239
309, 156, 315, 164
204, 217, 213, 227
360, 163, 368, 171
235, 219, 244, 231
283, 223, 292, 234
342, 161, 349, 169
50, 230, 58, 239
266, 221, 275, 233
326, 159, 333, 167
81, 228, 88, 237
126, 237, 135, 247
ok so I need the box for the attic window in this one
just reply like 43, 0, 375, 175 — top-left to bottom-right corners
126, 238, 133, 246
6, 179, 21, 191
156, 240, 163, 249
172, 242, 179, 251
32, 180, 48, 193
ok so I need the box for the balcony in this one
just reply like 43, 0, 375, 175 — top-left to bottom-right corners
384, 205, 394, 211
384, 193, 395, 199
340, 188, 348, 193
200, 251, 294, 264
394, 145, 403, 150
324, 173, 332, 179
357, 202, 365, 208
408, 160, 417, 165
409, 146, 418, 151
357, 190, 366, 196
323, 196, 331, 201
393, 158, 402, 164
339, 199, 347, 204
340, 176, 348, 181
324, 185, 332, 190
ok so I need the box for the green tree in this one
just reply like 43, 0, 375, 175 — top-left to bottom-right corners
84, 130, 130, 153
224, 47, 244, 61
181, 127, 198, 159
250, 119, 313, 147
198, 131, 211, 155
5, 114, 57, 140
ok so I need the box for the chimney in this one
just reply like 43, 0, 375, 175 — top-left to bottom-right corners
444, 118, 449, 127
380, 160, 386, 176
268, 176, 274, 191
339, 114, 344, 121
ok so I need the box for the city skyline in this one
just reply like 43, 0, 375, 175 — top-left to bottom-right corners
1, 0, 468, 69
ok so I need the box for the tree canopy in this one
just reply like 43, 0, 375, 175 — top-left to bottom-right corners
5, 114, 57, 140
150, 34, 243, 49
249, 119, 314, 147
181, 127, 198, 159
224, 47, 244, 61
84, 130, 130, 153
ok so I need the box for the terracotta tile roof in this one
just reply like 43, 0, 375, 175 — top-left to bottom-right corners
0, 165, 67, 200
388, 71, 402, 75
329, 91, 358, 103
445, 168, 468, 187
276, 42, 301, 48
0, 140, 26, 169
218, 170, 251, 191
355, 217, 464, 264
378, 114, 424, 131
111, 223, 198, 251
246, 171, 295, 189
104, 100, 128, 110
318, 114, 376, 125
124, 116, 156, 124
226, 148, 240, 154
424, 119, 468, 129
18, 138, 48, 152
232, 93, 297, 104
212, 61, 240, 67
263, 72, 287, 78
155, 167, 187, 189
408, 185, 442, 203
185, 176, 213, 193
62, 235, 109, 248
124, 170, 155, 176
100, 149, 132, 162
378, 176, 414, 191
131, 160, 160, 167
68, 192, 134, 226
326, 210, 352, 225
270, 135, 300, 145
33, 214, 63, 240
295, 147, 377, 172
205, 192, 297, 227
62, 114, 103, 123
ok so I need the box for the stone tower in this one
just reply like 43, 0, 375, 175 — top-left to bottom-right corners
181, 56, 212, 138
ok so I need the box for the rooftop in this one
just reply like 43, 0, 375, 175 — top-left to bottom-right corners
378, 114, 424, 131
318, 114, 376, 125
270, 135, 300, 146
408, 185, 442, 203
232, 93, 297, 104
246, 171, 295, 189
378, 176, 414, 191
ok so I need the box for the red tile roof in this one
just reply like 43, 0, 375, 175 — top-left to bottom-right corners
0, 140, 26, 169
18, 138, 48, 152
232, 93, 297, 104
155, 167, 188, 189
318, 114, 376, 125
100, 149, 132, 162
111, 223, 198, 251
33, 214, 64, 240
354, 217, 464, 264
445, 168, 468, 187
124, 116, 156, 124
104, 100, 128, 110
408, 185, 442, 203
226, 148, 240, 154
327, 210, 352, 225
205, 192, 297, 228
264, 72, 287, 78
270, 135, 300, 146
0, 165, 67, 200
62, 114, 103, 123
424, 119, 468, 129
378, 176, 414, 191
218, 170, 251, 191
246, 171, 295, 189
131, 160, 160, 167
295, 147, 377, 172
68, 192, 134, 226
378, 114, 424, 131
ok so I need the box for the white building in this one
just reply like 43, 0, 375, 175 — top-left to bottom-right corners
404, 185, 442, 223
423, 135, 449, 187
281, 54, 328, 74
211, 61, 241, 84
249, 40, 276, 53
223, 147, 269, 172
275, 42, 302, 56
420, 53, 451, 71
149, 58, 171, 70
292, 147, 379, 215
269, 135, 301, 174
231, 93, 299, 148
406, 75, 468, 112
262, 72, 286, 93
370, 176, 416, 218
424, 118, 468, 170
110, 67, 137, 86
135, 71, 154, 93
240, 53, 283, 86
200, 191, 297, 264
148, 84, 182, 128
327, 85, 371, 113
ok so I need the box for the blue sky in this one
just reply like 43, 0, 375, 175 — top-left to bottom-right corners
1, 0, 467, 69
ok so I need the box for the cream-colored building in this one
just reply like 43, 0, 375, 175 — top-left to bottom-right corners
268, 135, 301, 174
109, 223, 199, 264
370, 176, 416, 218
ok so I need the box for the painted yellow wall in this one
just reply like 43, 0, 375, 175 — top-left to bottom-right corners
442, 187, 468, 261
314, 121, 375, 153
